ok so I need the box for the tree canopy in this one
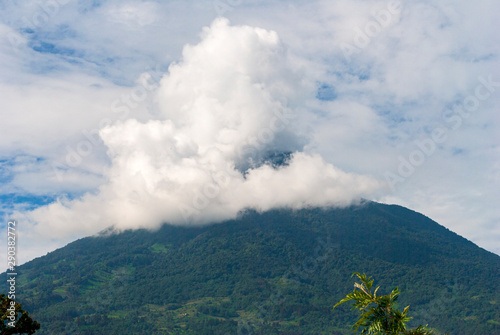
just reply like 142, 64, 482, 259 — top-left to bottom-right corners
334, 273, 434, 334
1, 294, 40, 335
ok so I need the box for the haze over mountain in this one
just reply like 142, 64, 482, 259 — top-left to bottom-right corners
7, 202, 499, 334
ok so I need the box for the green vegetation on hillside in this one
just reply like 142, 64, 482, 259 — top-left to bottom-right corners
3, 202, 499, 334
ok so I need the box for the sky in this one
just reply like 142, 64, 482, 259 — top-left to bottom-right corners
0, 0, 499, 266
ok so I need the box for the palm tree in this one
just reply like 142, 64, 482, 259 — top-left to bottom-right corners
333, 273, 434, 335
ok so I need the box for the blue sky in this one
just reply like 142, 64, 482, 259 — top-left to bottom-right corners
0, 0, 499, 265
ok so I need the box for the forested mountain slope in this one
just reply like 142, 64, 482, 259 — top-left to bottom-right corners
5, 202, 499, 334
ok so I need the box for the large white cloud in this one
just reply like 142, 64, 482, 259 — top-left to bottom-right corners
18, 18, 382, 238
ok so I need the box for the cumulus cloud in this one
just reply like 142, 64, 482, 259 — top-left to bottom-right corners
19, 18, 382, 236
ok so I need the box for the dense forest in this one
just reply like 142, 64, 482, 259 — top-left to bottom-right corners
3, 202, 499, 334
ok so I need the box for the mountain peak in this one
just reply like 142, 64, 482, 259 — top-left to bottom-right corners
7, 202, 500, 334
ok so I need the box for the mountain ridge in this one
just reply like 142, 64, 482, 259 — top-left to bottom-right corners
3, 201, 499, 334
